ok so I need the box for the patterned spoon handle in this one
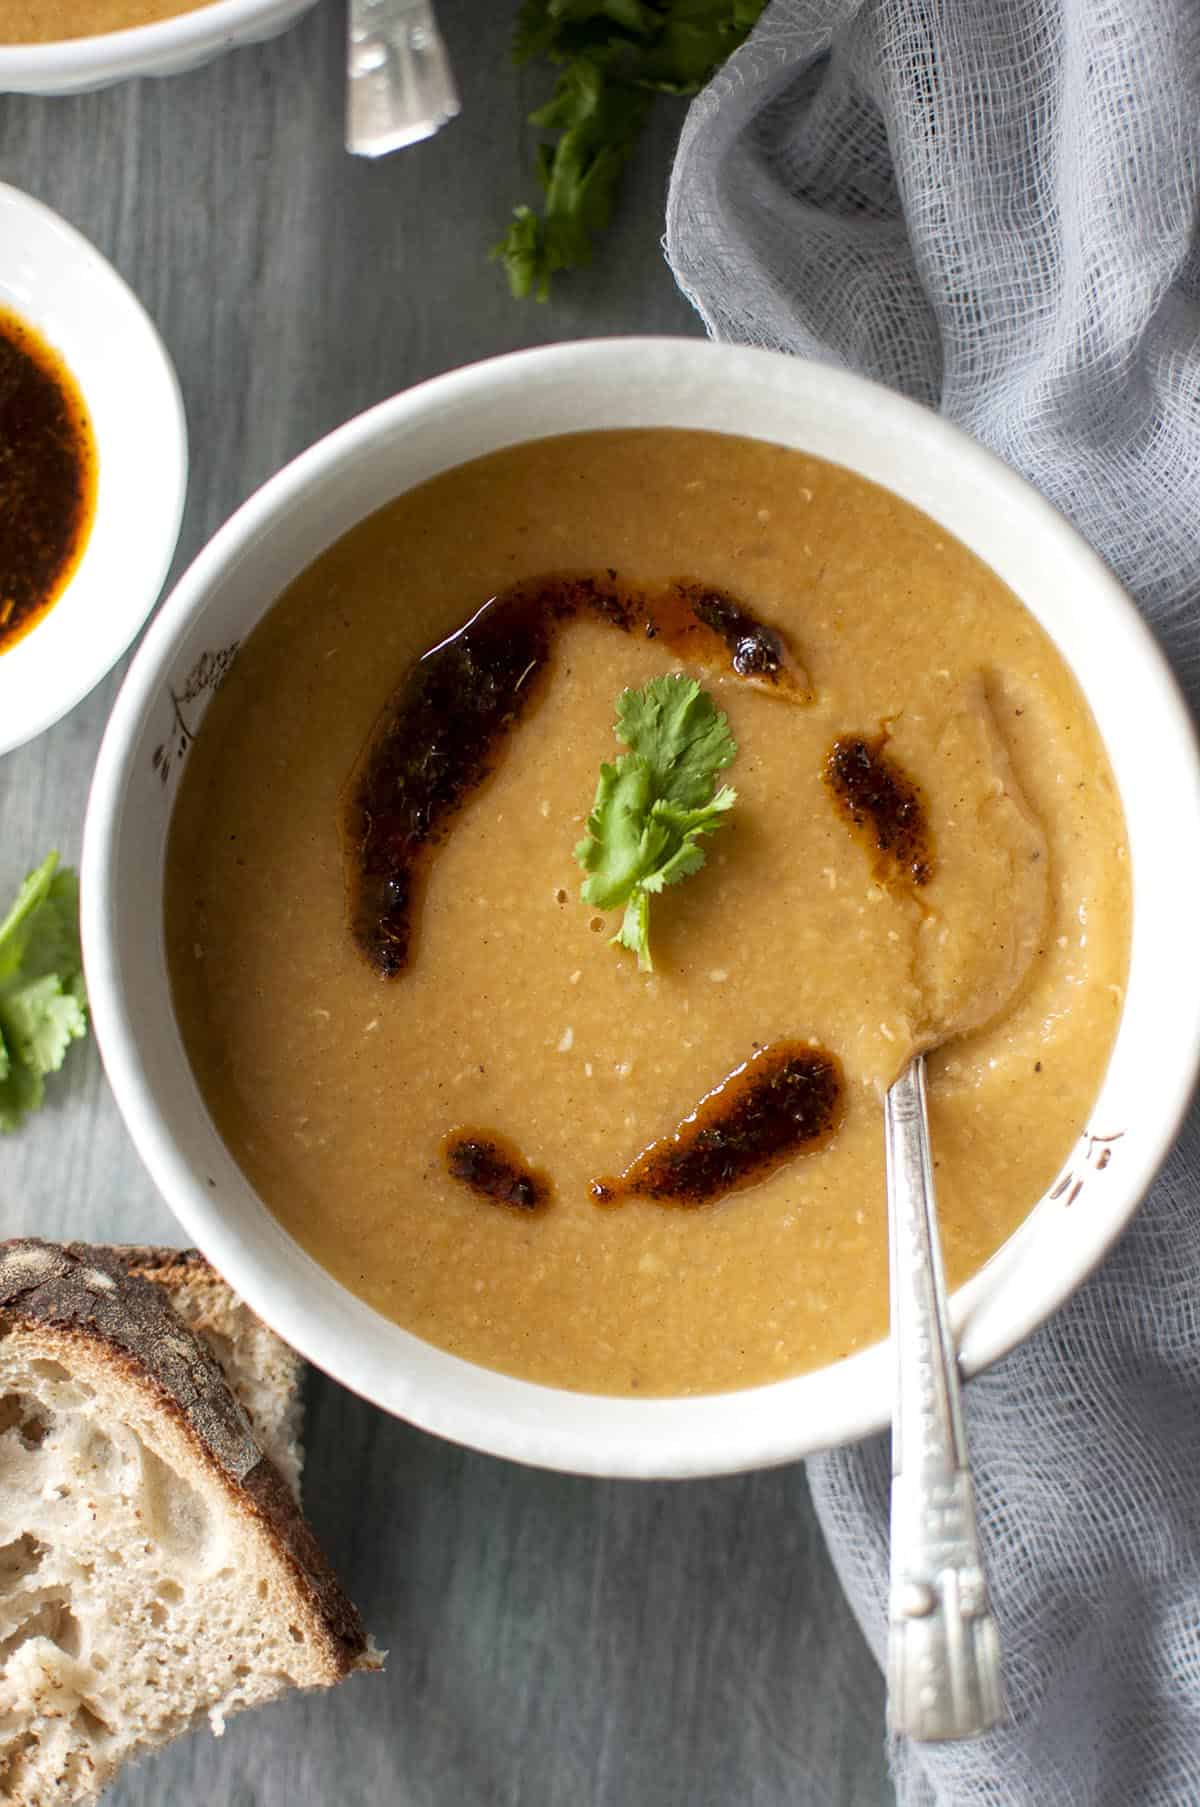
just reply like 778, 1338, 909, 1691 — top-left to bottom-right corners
346, 0, 460, 158
885, 1054, 1005, 1741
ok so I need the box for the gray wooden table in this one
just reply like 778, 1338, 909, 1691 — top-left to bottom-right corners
0, 5, 893, 1801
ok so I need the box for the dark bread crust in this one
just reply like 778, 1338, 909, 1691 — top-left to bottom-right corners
94, 1244, 213, 1280
81, 1244, 259, 1323
0, 1238, 369, 1678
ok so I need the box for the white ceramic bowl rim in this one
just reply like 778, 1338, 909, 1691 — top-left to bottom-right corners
0, 0, 309, 82
82, 338, 1200, 1478
0, 181, 187, 756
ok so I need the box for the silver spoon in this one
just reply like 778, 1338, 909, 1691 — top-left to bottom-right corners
884, 1054, 1005, 1740
346, 0, 460, 159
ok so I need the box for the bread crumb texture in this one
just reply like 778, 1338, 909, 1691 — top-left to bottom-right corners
0, 1241, 379, 1806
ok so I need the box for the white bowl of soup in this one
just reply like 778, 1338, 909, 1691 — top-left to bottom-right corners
0, 0, 315, 93
81, 338, 1200, 1478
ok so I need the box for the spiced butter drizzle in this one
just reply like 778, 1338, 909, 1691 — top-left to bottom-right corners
342, 572, 808, 978
824, 733, 933, 888
443, 1132, 549, 1212
592, 1042, 844, 1208
0, 308, 97, 655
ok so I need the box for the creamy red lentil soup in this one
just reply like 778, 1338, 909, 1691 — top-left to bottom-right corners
165, 429, 1130, 1397
0, 0, 213, 40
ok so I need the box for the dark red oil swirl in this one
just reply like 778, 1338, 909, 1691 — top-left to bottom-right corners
591, 1042, 844, 1208
0, 311, 95, 655
342, 572, 808, 977
658, 581, 801, 687
443, 1131, 549, 1212
825, 734, 933, 888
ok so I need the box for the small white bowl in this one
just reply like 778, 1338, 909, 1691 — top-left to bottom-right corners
82, 339, 1200, 1479
0, 184, 187, 757
0, 0, 316, 94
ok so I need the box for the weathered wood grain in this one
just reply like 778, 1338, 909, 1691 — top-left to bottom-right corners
0, 3, 892, 1800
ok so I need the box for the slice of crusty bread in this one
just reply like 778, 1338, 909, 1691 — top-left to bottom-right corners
98, 1245, 305, 1501
0, 1239, 379, 1806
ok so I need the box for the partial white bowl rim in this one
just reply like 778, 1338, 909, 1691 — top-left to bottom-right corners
82, 338, 1200, 1478
0, 181, 187, 753
0, 0, 311, 85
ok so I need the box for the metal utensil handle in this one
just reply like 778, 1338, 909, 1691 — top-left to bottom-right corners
885, 1055, 1004, 1741
346, 0, 460, 159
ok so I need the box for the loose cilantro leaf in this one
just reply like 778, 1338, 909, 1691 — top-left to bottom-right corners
495, 0, 768, 299
0, 852, 60, 981
575, 675, 737, 971
0, 852, 89, 1134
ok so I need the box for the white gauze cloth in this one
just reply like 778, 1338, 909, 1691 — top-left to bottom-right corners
666, 5, 1200, 1803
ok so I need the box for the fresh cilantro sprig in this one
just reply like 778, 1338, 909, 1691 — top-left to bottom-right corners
575, 674, 737, 972
496, 0, 768, 300
0, 852, 88, 1133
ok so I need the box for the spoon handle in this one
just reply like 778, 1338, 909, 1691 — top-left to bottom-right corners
884, 1055, 1004, 1741
346, 0, 460, 159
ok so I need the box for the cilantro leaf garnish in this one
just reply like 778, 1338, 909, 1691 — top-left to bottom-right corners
0, 852, 88, 1134
495, 0, 768, 300
575, 674, 737, 971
